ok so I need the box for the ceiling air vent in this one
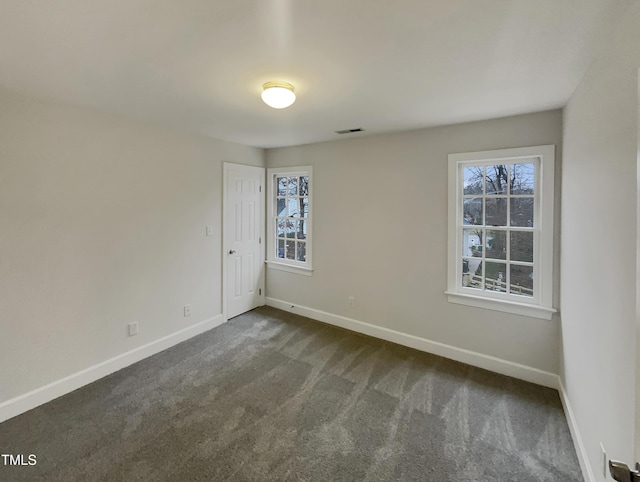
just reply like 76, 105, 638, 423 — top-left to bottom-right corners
335, 128, 365, 135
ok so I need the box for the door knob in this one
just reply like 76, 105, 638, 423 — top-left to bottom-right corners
229, 250, 236, 255
609, 460, 640, 481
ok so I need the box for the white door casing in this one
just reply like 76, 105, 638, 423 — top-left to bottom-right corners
634, 69, 640, 470
223, 163, 265, 319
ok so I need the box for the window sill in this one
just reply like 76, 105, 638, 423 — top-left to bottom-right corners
445, 291, 556, 320
266, 261, 313, 276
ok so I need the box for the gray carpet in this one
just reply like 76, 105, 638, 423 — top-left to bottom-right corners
0, 306, 581, 481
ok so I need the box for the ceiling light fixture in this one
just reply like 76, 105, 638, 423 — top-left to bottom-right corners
261, 81, 296, 109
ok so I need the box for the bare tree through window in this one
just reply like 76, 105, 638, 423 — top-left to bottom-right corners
461, 162, 535, 297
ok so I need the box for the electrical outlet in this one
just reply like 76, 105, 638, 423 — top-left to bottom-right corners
600, 442, 607, 478
184, 304, 191, 317
128, 321, 139, 337
348, 296, 356, 308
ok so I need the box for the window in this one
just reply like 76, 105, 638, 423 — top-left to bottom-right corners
447, 145, 555, 320
266, 166, 313, 275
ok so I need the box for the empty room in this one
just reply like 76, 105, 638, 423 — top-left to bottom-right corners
1, 1, 640, 481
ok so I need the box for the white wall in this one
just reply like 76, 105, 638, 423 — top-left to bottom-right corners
0, 87, 263, 406
266, 110, 562, 374
562, 3, 640, 480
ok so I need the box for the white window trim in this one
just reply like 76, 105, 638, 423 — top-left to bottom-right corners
446, 145, 556, 320
266, 166, 313, 276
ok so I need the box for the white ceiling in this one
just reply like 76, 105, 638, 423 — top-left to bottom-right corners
0, 0, 630, 148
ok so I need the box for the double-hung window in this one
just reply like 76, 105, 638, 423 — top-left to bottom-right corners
266, 166, 313, 275
447, 145, 555, 320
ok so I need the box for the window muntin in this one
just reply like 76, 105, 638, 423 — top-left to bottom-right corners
275, 175, 309, 262
460, 160, 537, 301
267, 167, 312, 273
447, 145, 555, 319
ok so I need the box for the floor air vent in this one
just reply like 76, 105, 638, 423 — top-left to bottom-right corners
335, 128, 364, 134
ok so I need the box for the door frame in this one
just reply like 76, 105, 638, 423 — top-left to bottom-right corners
635, 67, 640, 472
222, 162, 266, 321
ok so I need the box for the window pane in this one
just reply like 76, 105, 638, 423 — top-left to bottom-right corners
285, 240, 295, 260
462, 228, 483, 257
511, 231, 533, 262
287, 198, 298, 217
510, 163, 535, 195
462, 259, 482, 289
510, 198, 534, 227
469, 257, 482, 281
296, 219, 307, 239
510, 265, 534, 297
485, 165, 508, 195
285, 219, 296, 238
463, 198, 483, 225
288, 197, 306, 219
485, 261, 507, 292
288, 177, 298, 195
297, 241, 306, 262
486, 230, 506, 260
288, 220, 300, 238
463, 166, 483, 195
277, 177, 287, 196
486, 198, 507, 226
299, 176, 309, 196
271, 169, 311, 267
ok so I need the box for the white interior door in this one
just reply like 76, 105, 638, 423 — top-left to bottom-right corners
224, 163, 265, 319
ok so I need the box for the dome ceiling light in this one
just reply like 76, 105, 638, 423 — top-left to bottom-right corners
261, 81, 296, 109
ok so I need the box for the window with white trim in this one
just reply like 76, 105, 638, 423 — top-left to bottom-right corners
266, 166, 313, 275
447, 145, 555, 320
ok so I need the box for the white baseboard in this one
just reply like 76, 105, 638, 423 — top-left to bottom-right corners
0, 314, 226, 423
266, 297, 559, 388
558, 380, 595, 482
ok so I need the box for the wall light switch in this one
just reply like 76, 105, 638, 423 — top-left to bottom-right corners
184, 304, 192, 317
206, 226, 214, 236
128, 321, 139, 337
